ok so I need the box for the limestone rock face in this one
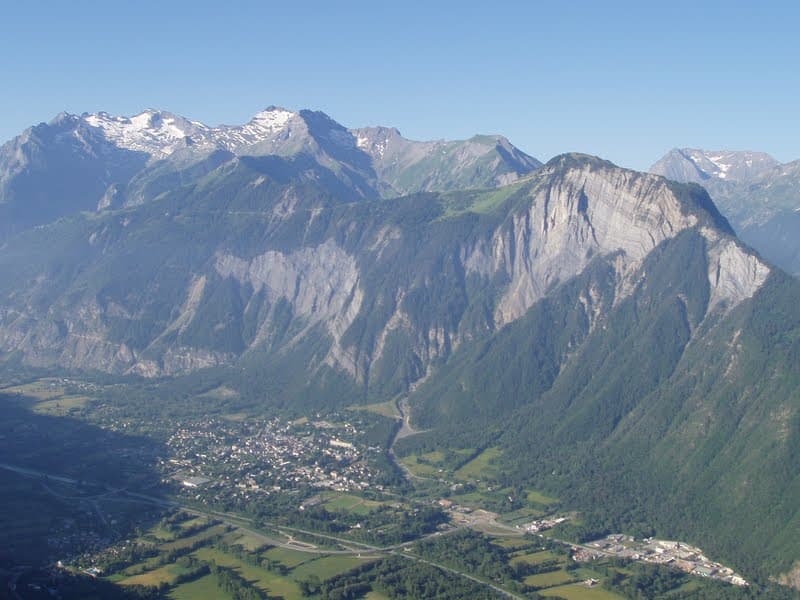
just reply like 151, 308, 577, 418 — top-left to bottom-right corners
214, 240, 364, 373
0, 299, 135, 373
701, 228, 771, 312
470, 160, 700, 324
462, 157, 766, 327
347, 156, 769, 389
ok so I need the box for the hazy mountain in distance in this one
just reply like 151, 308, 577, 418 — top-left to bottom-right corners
651, 148, 800, 276
352, 126, 541, 195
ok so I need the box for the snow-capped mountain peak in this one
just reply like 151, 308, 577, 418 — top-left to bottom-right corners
650, 148, 780, 184
69, 107, 308, 160
247, 106, 296, 132
81, 109, 211, 158
209, 106, 301, 152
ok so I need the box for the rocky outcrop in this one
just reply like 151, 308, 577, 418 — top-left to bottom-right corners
702, 228, 770, 311
0, 299, 136, 373
341, 157, 770, 388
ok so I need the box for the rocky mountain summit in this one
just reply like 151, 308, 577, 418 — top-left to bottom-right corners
650, 148, 780, 184
352, 126, 540, 195
651, 148, 800, 276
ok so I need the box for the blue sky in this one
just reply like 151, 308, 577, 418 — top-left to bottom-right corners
1, 0, 798, 170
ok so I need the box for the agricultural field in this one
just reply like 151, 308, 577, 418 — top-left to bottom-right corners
261, 546, 316, 569
119, 564, 191, 587
198, 385, 240, 401
193, 547, 304, 599
399, 447, 496, 481
525, 569, 576, 587
399, 450, 446, 477
177, 516, 210, 531
290, 555, 376, 581
454, 446, 502, 480
27, 394, 91, 416
169, 573, 230, 600
348, 399, 400, 419
225, 529, 270, 551
526, 489, 559, 506
510, 549, 560, 567
540, 583, 626, 600
88, 509, 383, 600
0, 378, 94, 416
161, 524, 228, 551
319, 492, 390, 515
2, 378, 70, 401
493, 537, 534, 550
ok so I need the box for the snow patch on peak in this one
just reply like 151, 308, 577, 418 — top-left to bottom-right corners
83, 110, 210, 158
77, 106, 304, 159
209, 107, 301, 153
248, 107, 295, 132
675, 149, 781, 183
703, 154, 733, 179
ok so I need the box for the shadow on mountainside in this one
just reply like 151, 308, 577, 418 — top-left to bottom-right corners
0, 394, 170, 568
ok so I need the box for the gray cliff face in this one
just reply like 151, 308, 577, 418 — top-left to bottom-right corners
468, 160, 699, 324
463, 157, 764, 325
358, 158, 766, 393
212, 240, 364, 370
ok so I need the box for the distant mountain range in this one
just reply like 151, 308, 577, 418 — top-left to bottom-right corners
651, 148, 800, 276
0, 107, 540, 238
0, 108, 798, 586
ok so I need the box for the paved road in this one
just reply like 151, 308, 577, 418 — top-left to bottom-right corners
387, 398, 436, 482
0, 462, 78, 485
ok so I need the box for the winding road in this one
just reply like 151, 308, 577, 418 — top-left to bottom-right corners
387, 397, 434, 482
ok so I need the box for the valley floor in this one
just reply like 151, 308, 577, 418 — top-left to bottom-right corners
0, 377, 780, 599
